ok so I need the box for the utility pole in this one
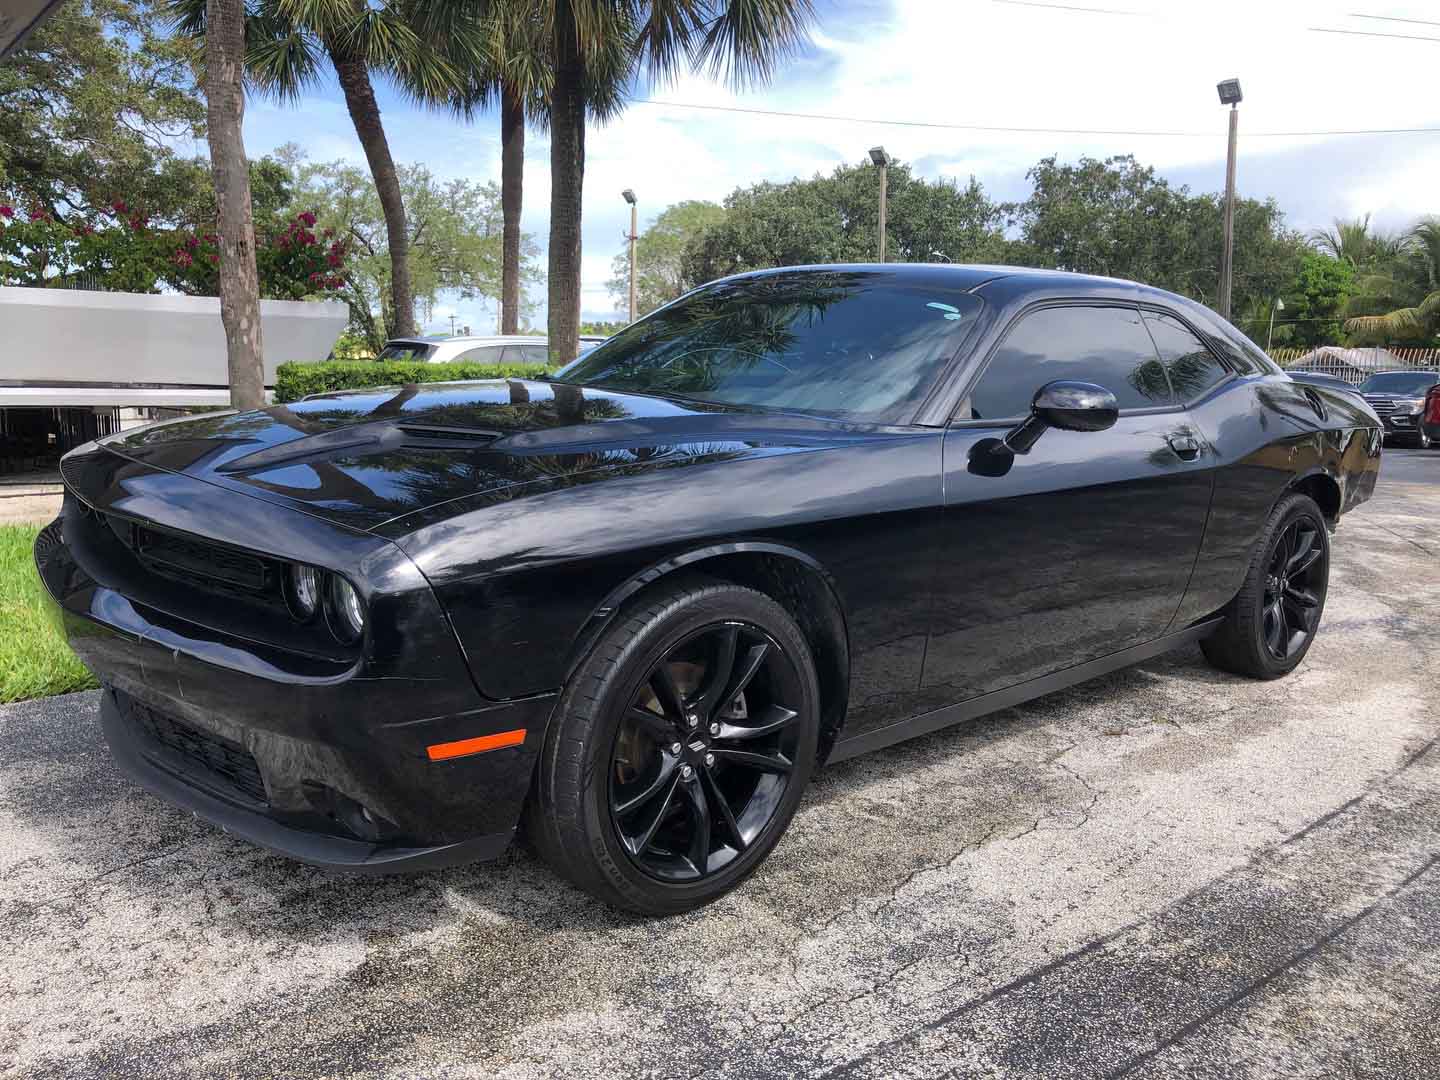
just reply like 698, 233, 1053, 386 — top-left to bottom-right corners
869, 147, 891, 262
1217, 79, 1243, 320
622, 188, 638, 322
448, 314, 458, 336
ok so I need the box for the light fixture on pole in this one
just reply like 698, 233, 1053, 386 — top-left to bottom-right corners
1267, 296, 1284, 351
622, 188, 638, 323
1217, 78, 1242, 321
869, 146, 892, 263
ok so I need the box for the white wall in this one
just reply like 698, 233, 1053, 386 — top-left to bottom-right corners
0, 287, 348, 406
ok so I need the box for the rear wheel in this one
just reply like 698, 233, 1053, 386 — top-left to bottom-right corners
1201, 492, 1330, 679
526, 577, 819, 914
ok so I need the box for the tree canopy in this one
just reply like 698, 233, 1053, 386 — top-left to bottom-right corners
608, 199, 726, 317
276, 149, 540, 352
0, 0, 206, 222
682, 161, 1005, 283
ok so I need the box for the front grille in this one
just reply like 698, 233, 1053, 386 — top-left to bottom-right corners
98, 511, 279, 602
1364, 397, 1397, 415
130, 701, 268, 805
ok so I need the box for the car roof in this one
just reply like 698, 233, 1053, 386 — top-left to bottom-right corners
716, 262, 1212, 305
384, 335, 547, 347
1367, 369, 1440, 376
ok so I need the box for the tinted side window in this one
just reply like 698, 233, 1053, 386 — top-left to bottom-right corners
966, 305, 1171, 421
1142, 311, 1230, 400
455, 345, 505, 364
502, 344, 549, 364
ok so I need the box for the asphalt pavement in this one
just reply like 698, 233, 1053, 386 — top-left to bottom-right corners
2, 449, 1437, 1079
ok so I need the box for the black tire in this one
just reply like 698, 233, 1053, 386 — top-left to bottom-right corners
525, 576, 820, 915
1201, 492, 1330, 679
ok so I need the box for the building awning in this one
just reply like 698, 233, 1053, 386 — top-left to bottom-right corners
0, 0, 68, 60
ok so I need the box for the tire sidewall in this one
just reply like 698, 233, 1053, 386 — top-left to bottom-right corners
1243, 495, 1330, 677
566, 586, 820, 914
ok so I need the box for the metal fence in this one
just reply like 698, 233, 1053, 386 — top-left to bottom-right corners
1269, 346, 1440, 384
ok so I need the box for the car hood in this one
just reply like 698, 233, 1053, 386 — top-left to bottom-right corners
94, 380, 874, 532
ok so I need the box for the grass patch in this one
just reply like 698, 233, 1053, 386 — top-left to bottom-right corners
0, 524, 97, 704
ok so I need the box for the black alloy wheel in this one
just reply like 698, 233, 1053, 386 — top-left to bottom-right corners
526, 577, 820, 914
609, 622, 803, 882
1201, 492, 1330, 679
1259, 517, 1326, 661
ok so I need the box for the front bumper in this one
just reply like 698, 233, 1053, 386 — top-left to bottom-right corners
99, 689, 517, 872
36, 453, 558, 873
1379, 411, 1425, 437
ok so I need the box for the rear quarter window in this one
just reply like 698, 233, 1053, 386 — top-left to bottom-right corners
1141, 311, 1231, 401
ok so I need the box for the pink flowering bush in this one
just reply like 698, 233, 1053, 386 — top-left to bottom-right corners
0, 201, 349, 299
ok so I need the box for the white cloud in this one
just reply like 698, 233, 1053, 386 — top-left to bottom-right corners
243, 0, 1440, 331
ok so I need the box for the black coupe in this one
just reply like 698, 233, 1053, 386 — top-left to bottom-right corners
37, 265, 1382, 913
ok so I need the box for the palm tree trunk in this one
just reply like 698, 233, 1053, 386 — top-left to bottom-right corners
204, 0, 264, 411
331, 50, 417, 337
547, 2, 585, 365
500, 82, 524, 336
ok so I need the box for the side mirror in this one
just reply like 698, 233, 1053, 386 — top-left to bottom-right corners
1032, 381, 1120, 433
968, 380, 1119, 476
1002, 380, 1119, 454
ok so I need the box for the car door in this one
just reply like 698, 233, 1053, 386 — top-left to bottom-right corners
920, 302, 1216, 704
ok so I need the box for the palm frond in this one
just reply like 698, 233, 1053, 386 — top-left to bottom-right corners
694, 0, 815, 89
246, 7, 325, 102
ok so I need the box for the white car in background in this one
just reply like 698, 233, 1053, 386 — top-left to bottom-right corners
375, 334, 610, 365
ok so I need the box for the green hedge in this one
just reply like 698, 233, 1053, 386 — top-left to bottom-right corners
274, 360, 551, 403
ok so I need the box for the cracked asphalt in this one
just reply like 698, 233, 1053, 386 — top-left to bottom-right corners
3, 450, 1437, 1079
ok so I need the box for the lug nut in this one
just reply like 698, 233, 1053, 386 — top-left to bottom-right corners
709, 722, 720, 736
670, 742, 683, 755
704, 752, 715, 768
687, 713, 699, 728
680, 764, 695, 779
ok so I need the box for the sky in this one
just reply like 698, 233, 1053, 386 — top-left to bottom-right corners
235, 0, 1440, 337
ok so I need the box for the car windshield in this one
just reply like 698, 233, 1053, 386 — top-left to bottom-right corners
551, 270, 984, 421
1357, 372, 1438, 395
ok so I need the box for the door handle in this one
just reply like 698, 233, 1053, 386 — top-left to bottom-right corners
1167, 434, 1201, 460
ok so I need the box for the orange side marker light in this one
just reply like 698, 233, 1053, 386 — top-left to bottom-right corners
426, 728, 527, 761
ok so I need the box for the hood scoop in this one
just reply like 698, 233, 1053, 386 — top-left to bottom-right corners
216, 420, 501, 474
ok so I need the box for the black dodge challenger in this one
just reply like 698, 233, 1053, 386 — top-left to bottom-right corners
37, 265, 1382, 913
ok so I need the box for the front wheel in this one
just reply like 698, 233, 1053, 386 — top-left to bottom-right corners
1201, 492, 1330, 679
525, 577, 820, 914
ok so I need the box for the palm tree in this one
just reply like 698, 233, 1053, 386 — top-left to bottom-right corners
169, 0, 462, 338
1344, 217, 1440, 342
203, 0, 265, 410
543, 0, 817, 365
446, 5, 552, 335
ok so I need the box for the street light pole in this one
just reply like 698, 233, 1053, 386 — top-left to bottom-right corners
869, 146, 892, 262
622, 188, 638, 323
1267, 296, 1285, 351
1216, 79, 1243, 321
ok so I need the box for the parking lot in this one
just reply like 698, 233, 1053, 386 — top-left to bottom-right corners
2, 450, 1436, 1080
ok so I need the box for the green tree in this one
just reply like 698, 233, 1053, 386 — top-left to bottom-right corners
282, 151, 538, 352
544, 0, 818, 365
1310, 214, 1406, 269
1277, 251, 1354, 348
0, 0, 207, 221
1009, 155, 1304, 321
608, 199, 724, 315
1345, 216, 1440, 343
682, 161, 1005, 283
167, 0, 467, 338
